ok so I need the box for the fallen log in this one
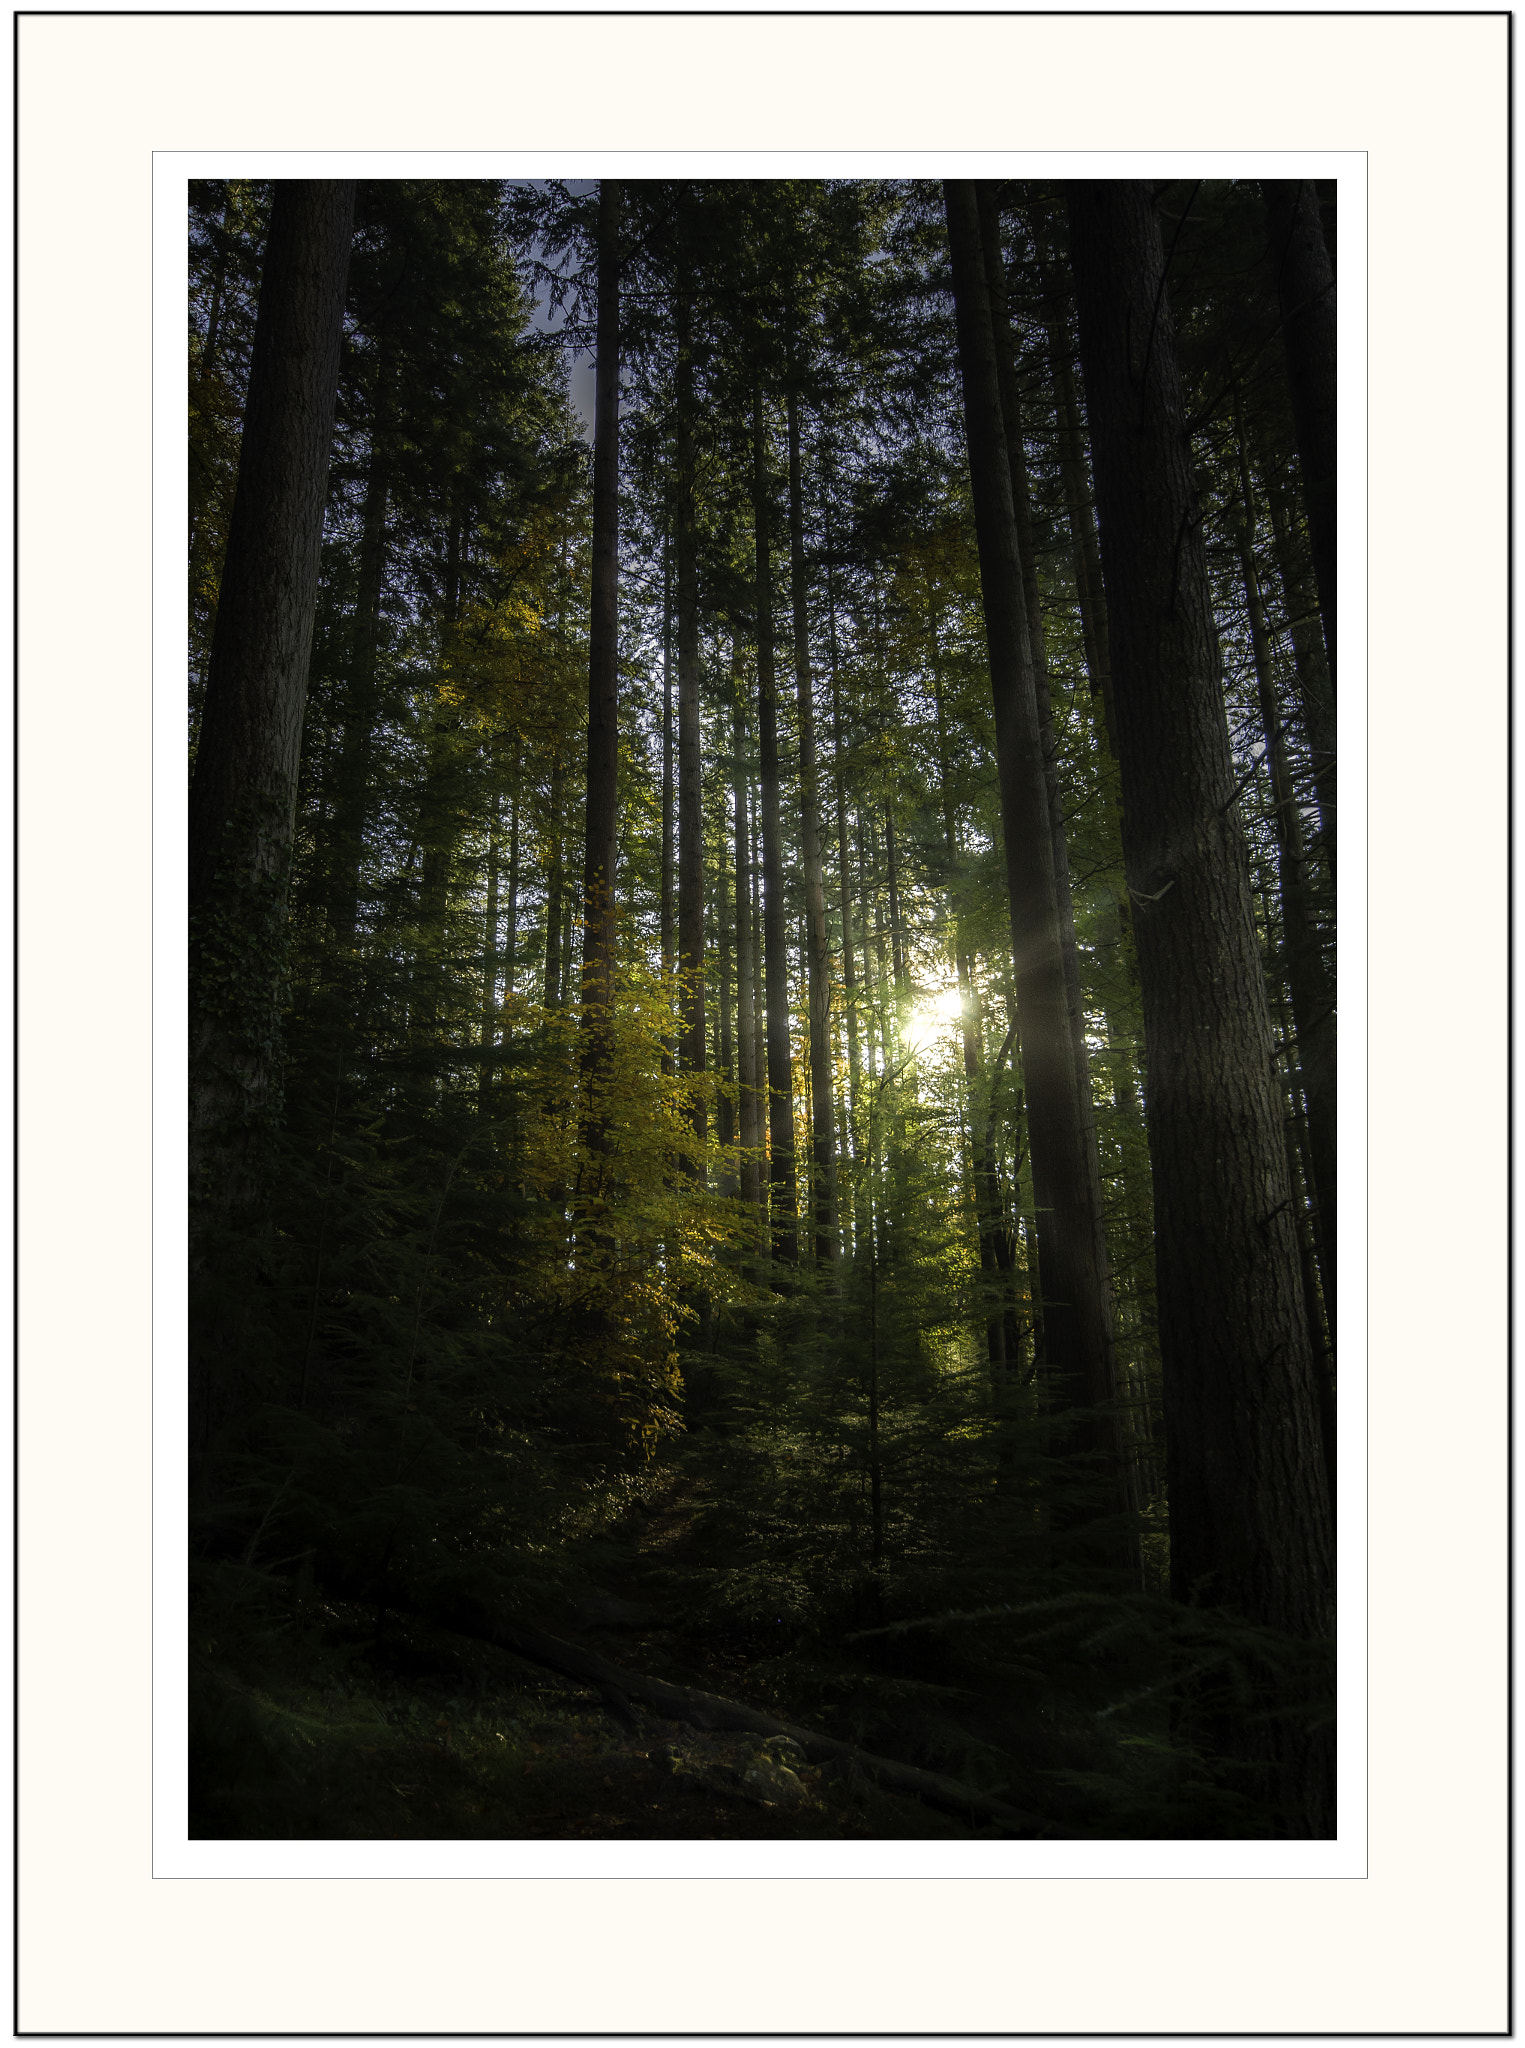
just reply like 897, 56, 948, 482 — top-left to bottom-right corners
430, 1594, 1070, 1839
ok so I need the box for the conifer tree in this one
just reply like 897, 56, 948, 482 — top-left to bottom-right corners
1068, 177, 1332, 1832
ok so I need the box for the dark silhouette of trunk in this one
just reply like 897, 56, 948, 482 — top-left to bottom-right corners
189, 179, 355, 1217
935, 652, 1007, 1379
787, 391, 836, 1263
478, 798, 501, 1109
1234, 425, 1337, 1387
978, 186, 1118, 1346
1033, 204, 1140, 1116
717, 751, 737, 1194
884, 804, 907, 998
751, 802, 767, 1195
659, 534, 675, 1074
828, 571, 861, 1198
866, 815, 892, 1072
1267, 468, 1337, 885
1264, 181, 1337, 691
944, 179, 1126, 1550
503, 782, 521, 999
412, 527, 466, 1046
732, 642, 762, 1212
1068, 178, 1333, 1834
188, 178, 355, 1483
676, 291, 706, 1171
1034, 213, 1120, 760
753, 387, 796, 1261
328, 339, 393, 958
544, 753, 565, 1012
580, 178, 621, 1048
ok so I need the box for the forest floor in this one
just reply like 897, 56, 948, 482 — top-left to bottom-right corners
191, 1467, 968, 1842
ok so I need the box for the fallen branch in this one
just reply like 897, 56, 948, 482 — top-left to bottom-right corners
430, 1595, 1070, 1839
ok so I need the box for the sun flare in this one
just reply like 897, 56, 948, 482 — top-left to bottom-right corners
905, 984, 965, 1050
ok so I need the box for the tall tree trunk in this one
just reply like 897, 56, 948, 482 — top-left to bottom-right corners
676, 295, 706, 1172
787, 391, 836, 1264
328, 339, 393, 959
716, 737, 737, 1194
187, 177, 355, 1481
1068, 179, 1333, 1833
413, 545, 465, 1048
978, 185, 1117, 1322
659, 533, 676, 1075
751, 802, 766, 1179
884, 803, 907, 998
754, 387, 796, 1261
1263, 180, 1337, 691
543, 754, 565, 1012
732, 640, 762, 1212
866, 816, 892, 1072
943, 179, 1126, 1548
1032, 202, 1141, 1118
503, 782, 521, 1000
1266, 468, 1337, 885
1034, 213, 1121, 760
580, 178, 621, 1053
189, 179, 356, 1220
477, 797, 501, 1109
1234, 426, 1337, 1387
828, 580, 861, 1195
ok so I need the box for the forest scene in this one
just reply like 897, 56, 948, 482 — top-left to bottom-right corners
188, 175, 1337, 1844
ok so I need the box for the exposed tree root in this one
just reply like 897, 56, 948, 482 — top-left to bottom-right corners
431, 1595, 1070, 1839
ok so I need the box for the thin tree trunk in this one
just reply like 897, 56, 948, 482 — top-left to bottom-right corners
676, 294, 706, 1173
478, 797, 501, 1109
787, 391, 836, 1264
1263, 180, 1337, 690
503, 780, 521, 1000
944, 179, 1126, 1549
580, 177, 621, 1055
754, 386, 796, 1261
751, 802, 767, 1193
543, 755, 565, 1012
866, 816, 892, 1073
717, 775, 736, 1192
660, 533, 676, 1075
1266, 469, 1337, 885
328, 340, 393, 958
828, 582, 861, 1191
884, 804, 907, 999
732, 639, 762, 1211
1068, 179, 1332, 1833
1234, 424, 1337, 1388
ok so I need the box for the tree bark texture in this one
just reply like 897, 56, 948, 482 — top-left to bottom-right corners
189, 179, 355, 1228
944, 180, 1125, 1530
1066, 182, 1333, 1710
